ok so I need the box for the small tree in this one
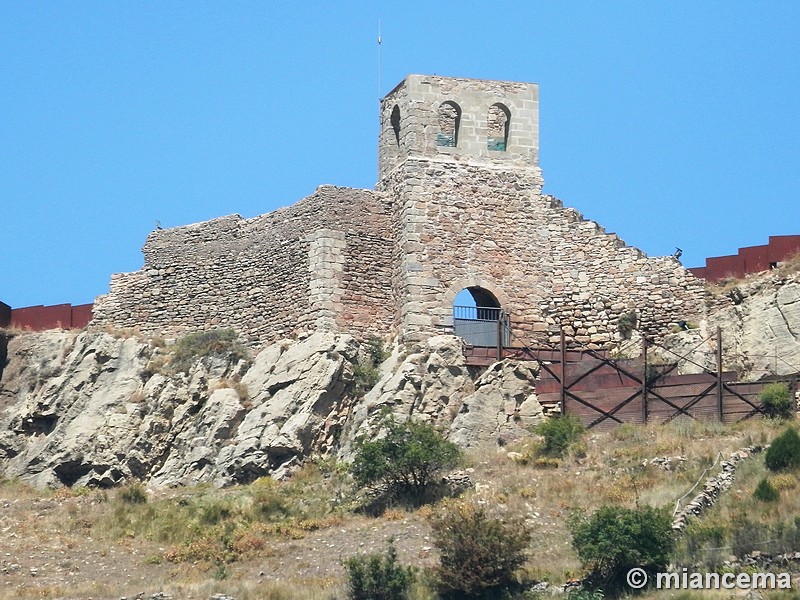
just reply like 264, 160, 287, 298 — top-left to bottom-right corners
534, 414, 586, 458
753, 478, 780, 502
351, 416, 462, 498
430, 501, 531, 597
765, 427, 800, 472
343, 541, 415, 600
569, 505, 673, 592
760, 382, 794, 419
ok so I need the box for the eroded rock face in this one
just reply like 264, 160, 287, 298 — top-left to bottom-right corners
337, 335, 473, 459
643, 272, 800, 381
449, 360, 543, 449
712, 279, 800, 378
337, 335, 543, 458
0, 330, 357, 488
18, 270, 800, 491
1, 329, 543, 488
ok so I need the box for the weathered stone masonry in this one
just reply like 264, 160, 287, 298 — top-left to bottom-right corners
92, 187, 394, 344
93, 74, 705, 348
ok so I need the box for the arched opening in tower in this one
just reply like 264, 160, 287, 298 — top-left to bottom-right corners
487, 103, 510, 151
436, 101, 461, 147
390, 105, 401, 146
453, 287, 508, 347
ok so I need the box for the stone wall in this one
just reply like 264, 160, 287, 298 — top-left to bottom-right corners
380, 156, 704, 347
91, 186, 394, 345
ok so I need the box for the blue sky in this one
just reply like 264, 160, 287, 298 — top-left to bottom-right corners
2, 2, 799, 308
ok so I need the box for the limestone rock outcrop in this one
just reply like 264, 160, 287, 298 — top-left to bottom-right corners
711, 277, 800, 378
338, 335, 543, 457
652, 273, 800, 379
0, 330, 357, 487
449, 360, 543, 448
338, 335, 475, 459
3, 268, 798, 490
0, 329, 545, 488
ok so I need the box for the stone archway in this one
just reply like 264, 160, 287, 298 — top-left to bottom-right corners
445, 279, 510, 347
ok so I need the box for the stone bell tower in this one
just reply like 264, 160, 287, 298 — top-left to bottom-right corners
377, 75, 545, 342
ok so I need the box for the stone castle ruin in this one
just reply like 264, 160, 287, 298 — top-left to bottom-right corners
92, 75, 705, 348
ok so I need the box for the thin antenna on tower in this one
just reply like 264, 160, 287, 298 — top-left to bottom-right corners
377, 20, 382, 101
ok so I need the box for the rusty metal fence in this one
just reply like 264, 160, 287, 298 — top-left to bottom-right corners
464, 327, 798, 429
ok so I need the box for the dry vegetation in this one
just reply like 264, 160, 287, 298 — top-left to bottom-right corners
0, 418, 797, 599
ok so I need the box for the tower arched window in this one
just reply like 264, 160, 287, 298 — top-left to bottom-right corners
436, 101, 461, 147
487, 103, 511, 151
390, 105, 401, 146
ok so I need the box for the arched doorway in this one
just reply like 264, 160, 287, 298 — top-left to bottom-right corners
453, 287, 510, 347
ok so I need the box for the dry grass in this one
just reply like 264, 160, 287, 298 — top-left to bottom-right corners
213, 376, 250, 401
1, 418, 796, 597
458, 417, 782, 584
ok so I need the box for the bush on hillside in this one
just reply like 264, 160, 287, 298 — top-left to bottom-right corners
430, 501, 531, 597
534, 414, 586, 458
760, 383, 794, 420
765, 428, 800, 472
569, 505, 673, 592
753, 477, 780, 502
351, 416, 462, 500
120, 482, 147, 504
342, 541, 415, 600
351, 336, 389, 397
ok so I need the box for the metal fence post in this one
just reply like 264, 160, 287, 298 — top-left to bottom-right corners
496, 311, 503, 361
642, 336, 648, 424
717, 327, 724, 421
559, 328, 566, 417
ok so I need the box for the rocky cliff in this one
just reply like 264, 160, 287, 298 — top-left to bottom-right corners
650, 270, 800, 379
0, 330, 541, 488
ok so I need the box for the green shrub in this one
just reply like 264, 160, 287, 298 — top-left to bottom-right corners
765, 428, 800, 472
569, 505, 673, 592
430, 501, 531, 597
760, 383, 794, 419
534, 414, 586, 458
169, 328, 249, 374
120, 482, 147, 504
351, 336, 389, 396
351, 416, 461, 499
617, 311, 638, 339
753, 477, 780, 502
352, 363, 381, 396
342, 541, 415, 600
363, 336, 389, 367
